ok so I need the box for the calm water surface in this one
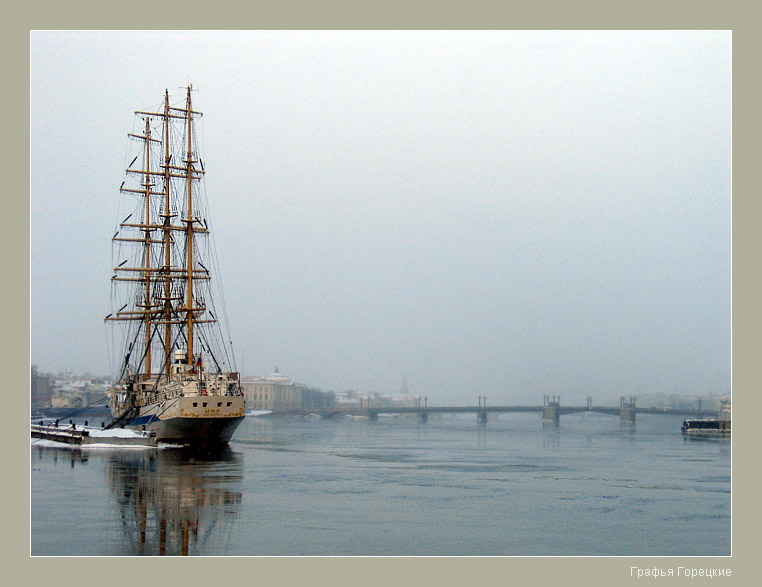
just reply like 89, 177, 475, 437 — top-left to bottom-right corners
30, 413, 730, 556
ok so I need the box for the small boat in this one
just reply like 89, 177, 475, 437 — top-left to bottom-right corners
681, 398, 731, 437
104, 86, 245, 445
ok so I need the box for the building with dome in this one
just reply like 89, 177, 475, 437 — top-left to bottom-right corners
386, 377, 418, 408
241, 367, 303, 410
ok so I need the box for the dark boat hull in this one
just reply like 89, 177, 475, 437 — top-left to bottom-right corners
681, 419, 731, 437
132, 415, 245, 445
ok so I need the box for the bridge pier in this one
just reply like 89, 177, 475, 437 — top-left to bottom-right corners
418, 412, 428, 423
368, 411, 378, 421
620, 396, 636, 424
477, 411, 488, 424
542, 395, 561, 426
542, 406, 560, 426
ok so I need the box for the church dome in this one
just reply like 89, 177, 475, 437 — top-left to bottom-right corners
267, 366, 291, 383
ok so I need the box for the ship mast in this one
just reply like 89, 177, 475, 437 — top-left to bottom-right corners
107, 111, 164, 379
184, 85, 195, 366
162, 90, 172, 377
142, 116, 153, 378
107, 86, 216, 384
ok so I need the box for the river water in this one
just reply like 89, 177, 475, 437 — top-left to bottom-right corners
30, 412, 730, 556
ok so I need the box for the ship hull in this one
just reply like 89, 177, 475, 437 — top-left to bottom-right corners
119, 395, 246, 445
132, 415, 245, 445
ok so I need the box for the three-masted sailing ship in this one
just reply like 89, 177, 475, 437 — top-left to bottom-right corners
105, 86, 245, 444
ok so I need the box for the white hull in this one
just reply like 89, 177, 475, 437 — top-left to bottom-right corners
117, 395, 245, 444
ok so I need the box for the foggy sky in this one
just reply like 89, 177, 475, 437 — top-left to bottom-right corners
30, 31, 731, 404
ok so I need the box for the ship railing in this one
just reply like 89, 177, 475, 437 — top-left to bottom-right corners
119, 376, 244, 407
127, 388, 241, 406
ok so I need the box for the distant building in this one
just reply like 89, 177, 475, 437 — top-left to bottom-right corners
329, 379, 420, 409
241, 371, 420, 412
84, 384, 107, 406
30, 368, 112, 411
242, 367, 303, 410
386, 377, 417, 408
50, 389, 87, 409
333, 389, 376, 408
301, 387, 335, 409
637, 392, 723, 412
31, 374, 51, 408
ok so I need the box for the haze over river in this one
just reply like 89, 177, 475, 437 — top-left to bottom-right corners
31, 413, 730, 556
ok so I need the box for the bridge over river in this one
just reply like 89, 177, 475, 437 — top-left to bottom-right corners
264, 396, 718, 425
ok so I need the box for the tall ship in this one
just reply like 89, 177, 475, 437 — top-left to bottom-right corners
105, 86, 245, 445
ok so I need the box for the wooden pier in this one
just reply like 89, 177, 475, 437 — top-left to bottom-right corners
31, 424, 158, 447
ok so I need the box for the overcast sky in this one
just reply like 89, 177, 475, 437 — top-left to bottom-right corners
30, 30, 730, 404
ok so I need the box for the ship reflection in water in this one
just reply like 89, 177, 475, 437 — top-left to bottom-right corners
107, 448, 243, 556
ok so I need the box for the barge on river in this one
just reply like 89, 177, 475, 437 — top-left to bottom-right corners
681, 398, 731, 437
